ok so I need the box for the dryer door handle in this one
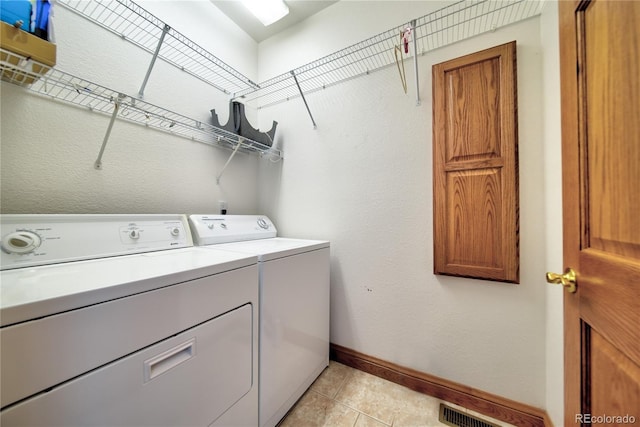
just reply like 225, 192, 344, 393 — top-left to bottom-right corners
143, 338, 196, 382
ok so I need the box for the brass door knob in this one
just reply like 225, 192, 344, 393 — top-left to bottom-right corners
546, 268, 577, 293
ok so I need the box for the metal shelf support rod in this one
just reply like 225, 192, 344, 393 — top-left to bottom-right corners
138, 24, 170, 99
411, 20, 421, 106
291, 70, 317, 129
95, 94, 126, 170
216, 138, 244, 184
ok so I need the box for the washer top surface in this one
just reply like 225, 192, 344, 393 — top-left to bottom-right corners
0, 247, 257, 327
210, 237, 329, 261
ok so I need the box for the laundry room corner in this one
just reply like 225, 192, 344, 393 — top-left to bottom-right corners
256, 0, 555, 415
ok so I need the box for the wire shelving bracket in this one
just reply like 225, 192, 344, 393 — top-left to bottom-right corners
94, 93, 125, 170
216, 139, 243, 185
138, 23, 170, 99
234, 0, 543, 121
410, 19, 421, 106
291, 70, 317, 129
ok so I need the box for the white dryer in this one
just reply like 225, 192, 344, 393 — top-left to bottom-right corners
0, 214, 259, 427
189, 215, 330, 427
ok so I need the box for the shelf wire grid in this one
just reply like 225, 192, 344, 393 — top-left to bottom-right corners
1, 48, 280, 159
57, 0, 259, 95
235, 0, 543, 109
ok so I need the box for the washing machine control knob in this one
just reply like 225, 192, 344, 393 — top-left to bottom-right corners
129, 229, 141, 240
257, 218, 269, 229
207, 223, 214, 229
2, 231, 42, 254
170, 227, 181, 236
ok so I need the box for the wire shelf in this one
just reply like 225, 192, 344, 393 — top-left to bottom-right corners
1, 48, 280, 159
57, 0, 259, 96
235, 0, 543, 109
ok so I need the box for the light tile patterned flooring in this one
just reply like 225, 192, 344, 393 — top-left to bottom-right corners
278, 361, 516, 427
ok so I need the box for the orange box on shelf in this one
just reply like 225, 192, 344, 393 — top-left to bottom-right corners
1, 21, 56, 85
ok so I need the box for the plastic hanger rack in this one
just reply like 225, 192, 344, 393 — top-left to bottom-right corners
234, 0, 543, 127
0, 48, 280, 170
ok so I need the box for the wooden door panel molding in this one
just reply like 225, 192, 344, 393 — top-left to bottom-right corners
446, 168, 503, 270
583, 0, 640, 260
579, 250, 640, 364
444, 58, 502, 163
589, 329, 640, 420
443, 157, 504, 172
433, 41, 519, 283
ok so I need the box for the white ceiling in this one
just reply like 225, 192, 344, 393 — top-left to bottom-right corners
210, 1, 338, 42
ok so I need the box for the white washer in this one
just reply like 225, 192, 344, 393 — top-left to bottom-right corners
189, 215, 330, 427
0, 214, 259, 427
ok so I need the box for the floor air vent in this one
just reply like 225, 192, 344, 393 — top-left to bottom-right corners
439, 404, 500, 427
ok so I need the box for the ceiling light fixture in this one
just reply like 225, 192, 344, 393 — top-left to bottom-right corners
241, 0, 289, 27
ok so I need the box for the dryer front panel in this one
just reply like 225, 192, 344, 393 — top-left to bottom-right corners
1, 304, 255, 426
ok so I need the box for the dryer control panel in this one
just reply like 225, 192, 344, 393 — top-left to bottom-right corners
189, 215, 277, 246
0, 214, 192, 270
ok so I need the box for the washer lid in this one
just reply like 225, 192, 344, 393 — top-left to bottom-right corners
0, 247, 257, 327
212, 237, 330, 261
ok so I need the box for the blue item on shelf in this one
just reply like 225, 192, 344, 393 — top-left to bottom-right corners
0, 0, 32, 31
34, 0, 49, 40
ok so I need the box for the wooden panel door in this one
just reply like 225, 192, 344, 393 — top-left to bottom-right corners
558, 0, 640, 424
432, 41, 519, 283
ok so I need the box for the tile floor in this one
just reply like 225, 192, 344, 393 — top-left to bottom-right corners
278, 361, 516, 427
